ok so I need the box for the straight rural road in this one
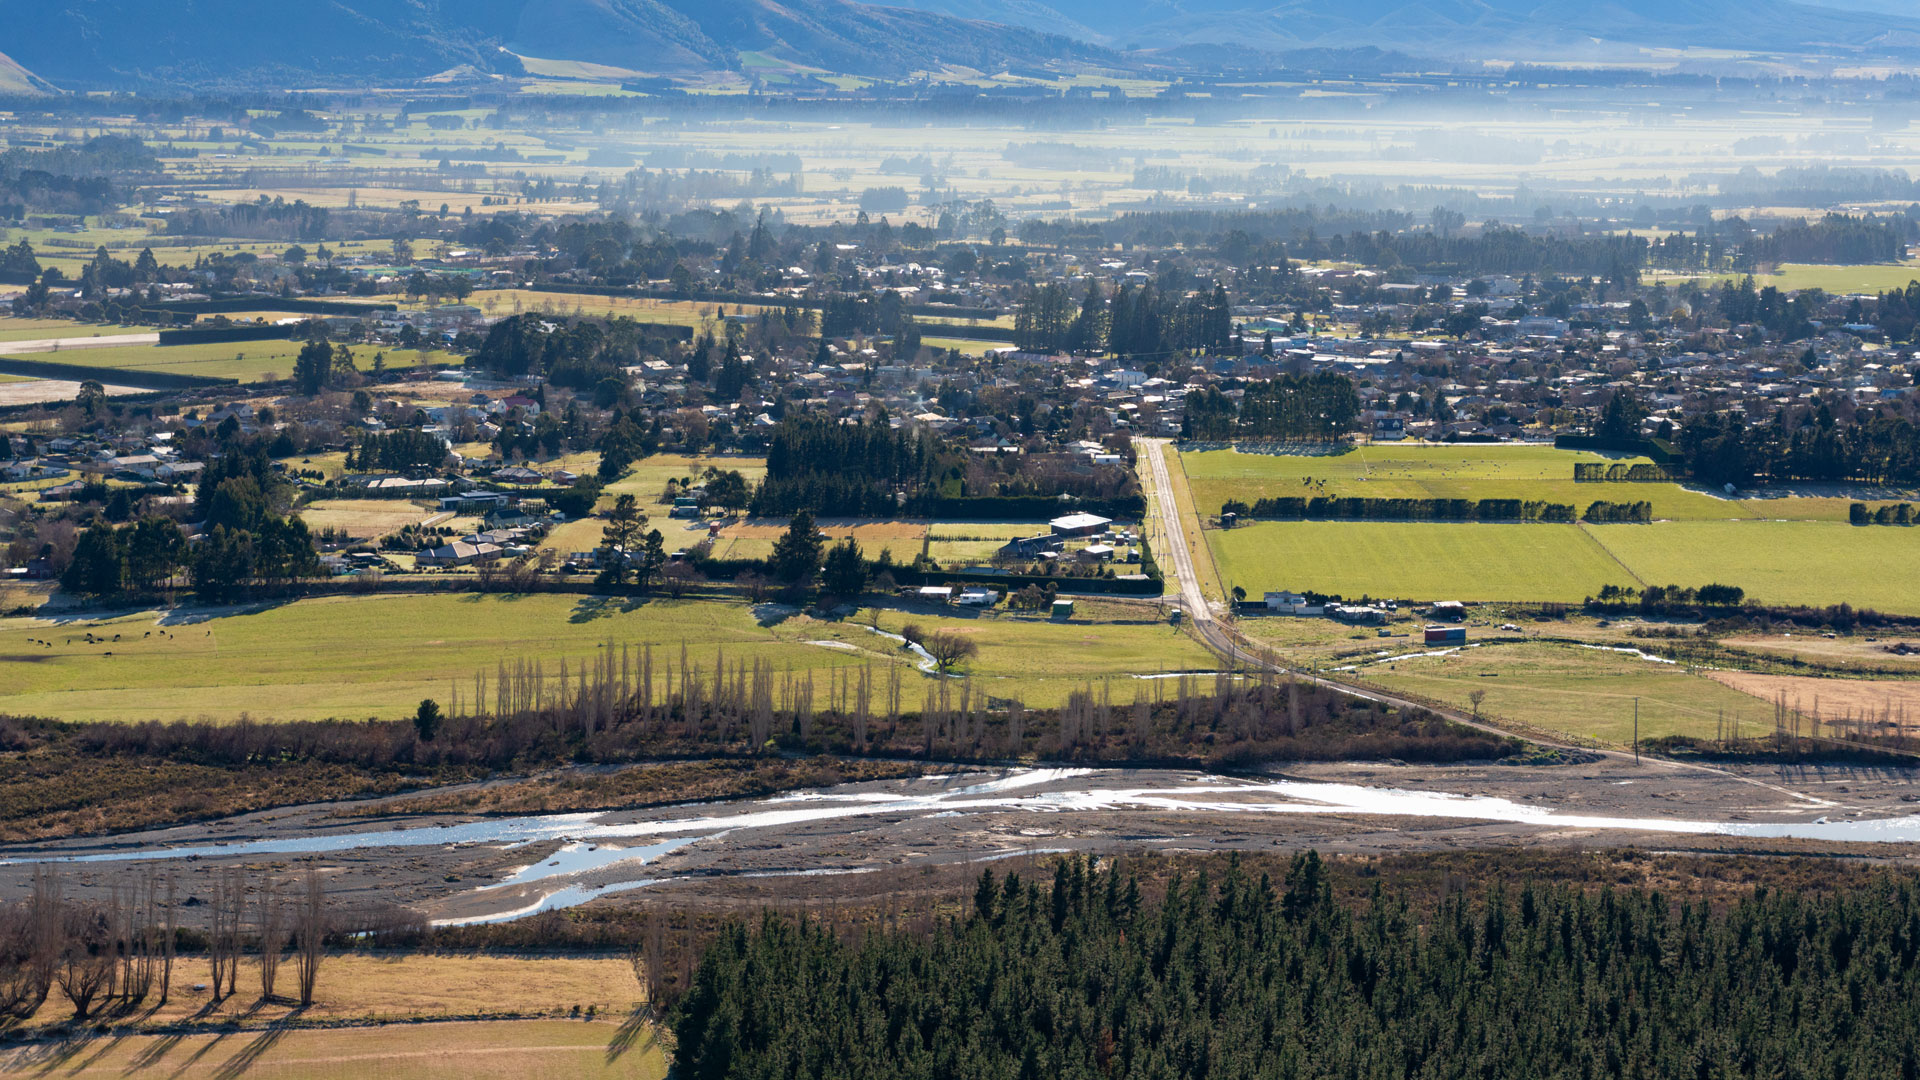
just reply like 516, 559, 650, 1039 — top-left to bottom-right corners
1131, 437, 1839, 805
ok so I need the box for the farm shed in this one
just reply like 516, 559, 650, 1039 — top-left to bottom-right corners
1050, 513, 1113, 537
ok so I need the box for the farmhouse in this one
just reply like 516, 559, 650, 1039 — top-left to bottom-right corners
438, 491, 509, 513
1263, 591, 1324, 615
1330, 604, 1387, 626
998, 533, 1063, 559
415, 540, 503, 567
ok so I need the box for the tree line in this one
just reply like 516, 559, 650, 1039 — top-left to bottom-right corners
1013, 280, 1233, 358
671, 852, 1920, 1079
1182, 373, 1362, 442
751, 414, 949, 517
63, 436, 321, 601
0, 865, 332, 1023
1850, 502, 1916, 525
1225, 496, 1577, 523
1676, 407, 1920, 487
1573, 461, 1675, 482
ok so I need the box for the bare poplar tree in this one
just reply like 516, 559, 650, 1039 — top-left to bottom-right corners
294, 867, 326, 1007
208, 867, 243, 1001
256, 876, 285, 1002
158, 872, 176, 1004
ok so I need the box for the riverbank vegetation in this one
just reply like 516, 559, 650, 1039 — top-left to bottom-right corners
0, 661, 1515, 842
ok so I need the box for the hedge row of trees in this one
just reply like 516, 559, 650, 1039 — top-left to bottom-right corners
1572, 461, 1675, 482
672, 854, 1920, 1079
1582, 500, 1654, 523
1850, 502, 1916, 525
1227, 496, 1576, 523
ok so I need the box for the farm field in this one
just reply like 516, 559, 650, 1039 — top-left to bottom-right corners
0, 341, 461, 384
1671, 262, 1920, 294
0, 1019, 665, 1079
1719, 632, 1920, 670
709, 518, 928, 563
601, 454, 767, 505
0, 318, 156, 343
457, 289, 775, 326
0, 953, 661, 1078
1211, 521, 1633, 603
1586, 521, 1920, 612
1213, 517, 1920, 611
922, 335, 1011, 356
19, 953, 641, 1027
1181, 444, 1745, 522
299, 499, 442, 542
1363, 641, 1773, 745
0, 593, 1217, 722
1703, 670, 1920, 731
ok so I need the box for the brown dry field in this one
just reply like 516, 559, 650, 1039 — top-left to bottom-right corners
1706, 669, 1920, 727
0, 378, 145, 407
0, 954, 662, 1078
0, 1018, 664, 1079
17, 953, 641, 1028
298, 499, 441, 541
716, 517, 929, 541
1723, 634, 1920, 669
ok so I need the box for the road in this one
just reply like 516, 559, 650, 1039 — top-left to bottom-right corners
1138, 436, 1215, 626
1131, 437, 1838, 805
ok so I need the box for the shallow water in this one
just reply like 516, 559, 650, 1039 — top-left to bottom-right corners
11, 767, 1920, 923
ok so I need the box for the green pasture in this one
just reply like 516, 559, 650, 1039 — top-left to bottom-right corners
1363, 641, 1772, 745
1587, 521, 1920, 613
1664, 262, 1920, 295
0, 341, 459, 383
1211, 516, 1920, 612
1212, 521, 1633, 603
1181, 444, 1910, 524
922, 336, 1008, 356
0, 593, 1215, 722
0, 319, 156, 343
1181, 444, 1744, 522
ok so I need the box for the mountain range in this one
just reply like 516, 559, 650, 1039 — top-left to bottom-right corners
878, 0, 1920, 61
0, 0, 1109, 90
0, 0, 1916, 91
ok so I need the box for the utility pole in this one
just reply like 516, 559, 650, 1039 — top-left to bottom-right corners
1633, 697, 1640, 764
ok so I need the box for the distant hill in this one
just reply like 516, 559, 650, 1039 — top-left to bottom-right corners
877, 0, 1920, 61
0, 0, 1112, 91
0, 51, 52, 96
8, 0, 1915, 91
